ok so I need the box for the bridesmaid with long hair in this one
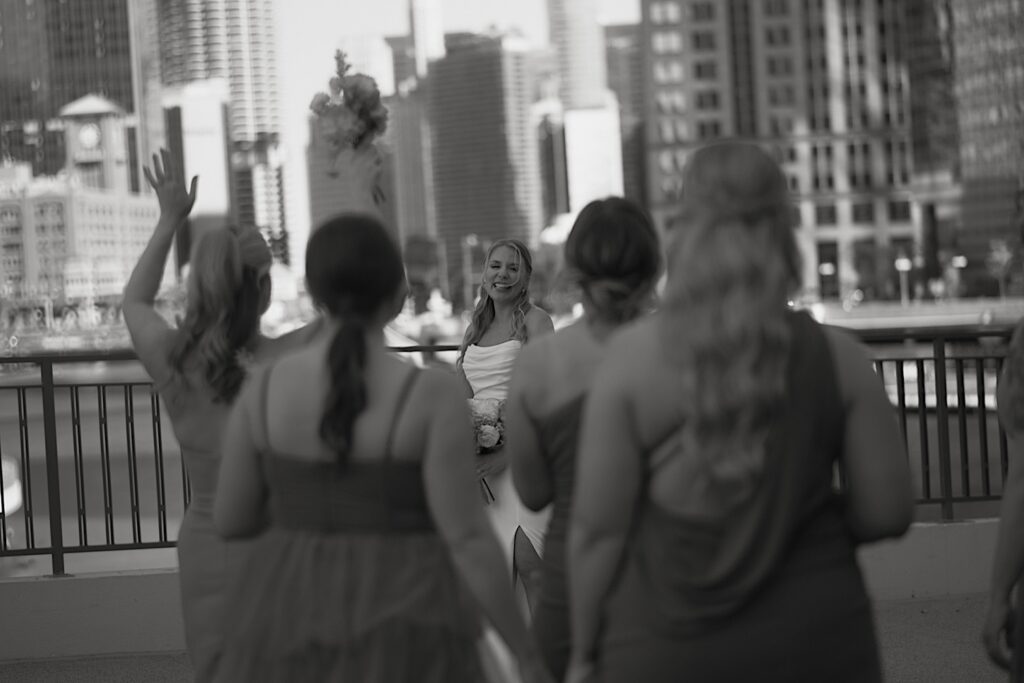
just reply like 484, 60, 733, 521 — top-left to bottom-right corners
123, 149, 275, 682
567, 142, 913, 682
213, 215, 552, 682
456, 238, 554, 608
506, 197, 661, 679
984, 319, 1024, 680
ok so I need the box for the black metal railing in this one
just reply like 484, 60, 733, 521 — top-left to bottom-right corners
0, 324, 1016, 576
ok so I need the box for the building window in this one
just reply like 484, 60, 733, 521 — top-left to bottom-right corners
817, 241, 839, 300
655, 88, 687, 113
697, 120, 722, 139
765, 0, 790, 16
888, 200, 912, 222
691, 1, 715, 20
816, 204, 838, 225
766, 26, 792, 45
766, 56, 794, 76
650, 1, 683, 24
696, 90, 720, 109
659, 120, 677, 144
692, 31, 716, 50
652, 30, 684, 53
694, 60, 718, 79
654, 59, 686, 83
852, 202, 875, 223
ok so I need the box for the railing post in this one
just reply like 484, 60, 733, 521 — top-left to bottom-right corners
40, 361, 65, 575
932, 337, 954, 521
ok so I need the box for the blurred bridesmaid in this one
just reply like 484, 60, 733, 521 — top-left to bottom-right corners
567, 142, 913, 682
123, 149, 275, 682
506, 197, 661, 679
214, 215, 553, 682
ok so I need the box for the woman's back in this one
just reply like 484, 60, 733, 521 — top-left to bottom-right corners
594, 310, 881, 682
215, 336, 485, 682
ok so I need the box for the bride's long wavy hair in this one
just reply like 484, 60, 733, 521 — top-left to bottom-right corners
167, 225, 272, 403
458, 238, 535, 364
661, 142, 802, 506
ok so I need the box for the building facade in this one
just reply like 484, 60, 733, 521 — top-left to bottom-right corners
951, 0, 1024, 291
642, 0, 918, 301
157, 0, 288, 263
0, 0, 161, 187
605, 23, 649, 206
429, 33, 544, 309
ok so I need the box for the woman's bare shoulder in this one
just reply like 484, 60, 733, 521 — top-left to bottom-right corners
526, 305, 555, 338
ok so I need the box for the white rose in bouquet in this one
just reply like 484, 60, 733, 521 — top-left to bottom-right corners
468, 398, 505, 454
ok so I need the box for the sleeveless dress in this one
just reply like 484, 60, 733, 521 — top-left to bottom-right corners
216, 369, 485, 682
176, 443, 250, 682
462, 341, 551, 566
595, 312, 882, 682
529, 396, 585, 680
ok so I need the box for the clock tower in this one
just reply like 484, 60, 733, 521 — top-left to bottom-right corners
59, 94, 131, 193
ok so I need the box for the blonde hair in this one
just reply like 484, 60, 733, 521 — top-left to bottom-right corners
458, 238, 534, 363
168, 226, 272, 402
662, 142, 801, 506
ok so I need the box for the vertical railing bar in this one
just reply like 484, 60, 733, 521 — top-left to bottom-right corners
932, 338, 954, 520
0, 419, 8, 551
977, 358, 992, 496
954, 358, 970, 496
151, 389, 168, 543
124, 385, 141, 543
40, 361, 65, 575
998, 355, 1010, 486
895, 360, 908, 451
17, 387, 35, 547
97, 385, 114, 544
916, 358, 931, 500
71, 386, 88, 546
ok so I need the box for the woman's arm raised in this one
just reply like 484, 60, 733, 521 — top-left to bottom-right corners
420, 370, 552, 682
123, 149, 197, 382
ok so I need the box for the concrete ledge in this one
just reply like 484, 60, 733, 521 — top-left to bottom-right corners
859, 518, 999, 600
0, 569, 185, 661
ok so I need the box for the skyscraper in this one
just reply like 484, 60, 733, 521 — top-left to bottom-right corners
157, 0, 288, 262
547, 0, 607, 109
951, 0, 1024, 289
429, 33, 544, 307
0, 0, 161, 185
641, 0, 918, 301
545, 0, 623, 216
605, 23, 648, 205
409, 0, 445, 78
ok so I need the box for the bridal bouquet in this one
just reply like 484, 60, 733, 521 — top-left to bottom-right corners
468, 398, 505, 454
309, 50, 389, 204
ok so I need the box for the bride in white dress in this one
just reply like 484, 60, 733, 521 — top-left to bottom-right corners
458, 238, 553, 609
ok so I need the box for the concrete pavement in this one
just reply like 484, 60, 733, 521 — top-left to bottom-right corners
0, 593, 1009, 683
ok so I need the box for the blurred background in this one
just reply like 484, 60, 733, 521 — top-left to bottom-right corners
0, 0, 1022, 354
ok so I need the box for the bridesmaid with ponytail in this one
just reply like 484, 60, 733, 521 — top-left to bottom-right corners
123, 149, 276, 681
213, 215, 552, 682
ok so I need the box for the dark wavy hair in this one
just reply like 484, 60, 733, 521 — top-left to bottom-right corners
306, 214, 405, 463
168, 226, 272, 403
565, 197, 662, 325
458, 238, 535, 363
661, 141, 801, 507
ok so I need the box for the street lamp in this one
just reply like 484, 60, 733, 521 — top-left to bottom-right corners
894, 253, 913, 306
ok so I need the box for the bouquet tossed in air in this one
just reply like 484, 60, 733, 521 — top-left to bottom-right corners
468, 398, 505, 454
309, 50, 389, 204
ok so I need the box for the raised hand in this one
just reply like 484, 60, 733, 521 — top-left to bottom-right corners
143, 148, 198, 221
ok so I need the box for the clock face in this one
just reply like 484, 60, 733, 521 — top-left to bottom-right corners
78, 123, 101, 150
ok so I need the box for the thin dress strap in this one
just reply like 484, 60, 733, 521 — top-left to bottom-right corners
379, 367, 422, 530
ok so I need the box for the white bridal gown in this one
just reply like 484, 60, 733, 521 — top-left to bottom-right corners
462, 340, 550, 568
